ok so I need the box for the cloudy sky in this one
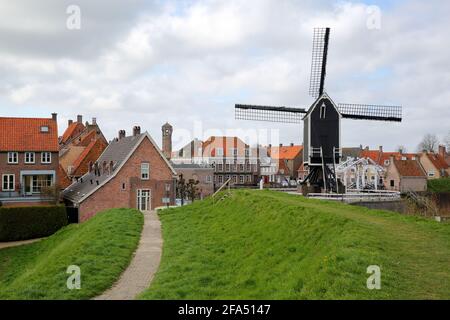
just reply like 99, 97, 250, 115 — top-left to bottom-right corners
0, 0, 449, 152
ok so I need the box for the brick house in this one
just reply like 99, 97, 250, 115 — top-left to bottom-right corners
171, 163, 215, 199
59, 115, 108, 188
385, 156, 427, 193
418, 149, 450, 179
171, 136, 260, 187
62, 127, 177, 222
266, 144, 303, 185
0, 114, 59, 207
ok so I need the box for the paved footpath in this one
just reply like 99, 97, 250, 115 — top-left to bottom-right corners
0, 238, 43, 250
95, 210, 163, 300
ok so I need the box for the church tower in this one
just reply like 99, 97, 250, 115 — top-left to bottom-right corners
162, 122, 173, 160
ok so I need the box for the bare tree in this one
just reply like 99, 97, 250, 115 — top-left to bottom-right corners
445, 131, 450, 150
417, 133, 439, 153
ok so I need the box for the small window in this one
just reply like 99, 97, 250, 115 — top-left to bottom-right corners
246, 163, 251, 171
401, 156, 407, 161
428, 171, 435, 177
40, 126, 49, 133
239, 164, 244, 172
216, 148, 224, 156
390, 180, 395, 187
320, 103, 326, 119
217, 163, 223, 172
7, 152, 18, 164
141, 163, 150, 180
218, 175, 223, 184
230, 148, 237, 156
25, 152, 35, 164
122, 183, 126, 190
245, 149, 251, 157
2, 174, 15, 191
239, 175, 244, 184
206, 175, 212, 183
225, 164, 230, 172
246, 175, 252, 183
41, 152, 52, 164
232, 175, 237, 183
384, 160, 390, 166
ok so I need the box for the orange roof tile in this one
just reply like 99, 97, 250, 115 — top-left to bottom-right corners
269, 145, 303, 160
58, 164, 72, 189
394, 159, 426, 177
61, 122, 85, 144
426, 153, 449, 171
0, 117, 58, 152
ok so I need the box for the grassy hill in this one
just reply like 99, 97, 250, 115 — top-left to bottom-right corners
0, 208, 143, 300
141, 190, 450, 300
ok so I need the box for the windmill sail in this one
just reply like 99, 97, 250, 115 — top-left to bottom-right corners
235, 104, 306, 123
309, 28, 330, 99
338, 103, 402, 122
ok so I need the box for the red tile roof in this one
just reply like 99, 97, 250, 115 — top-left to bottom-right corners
61, 122, 85, 144
269, 145, 303, 160
426, 153, 449, 171
394, 159, 426, 177
360, 149, 418, 165
0, 117, 58, 152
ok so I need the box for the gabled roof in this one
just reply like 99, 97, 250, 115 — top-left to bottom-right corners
63, 132, 176, 203
202, 136, 249, 157
425, 153, 449, 171
0, 117, 58, 152
269, 145, 303, 160
393, 159, 426, 177
302, 92, 341, 120
61, 122, 85, 144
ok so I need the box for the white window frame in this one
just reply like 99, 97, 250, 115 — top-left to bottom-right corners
320, 103, 326, 119
2, 174, 15, 191
239, 175, 244, 184
40, 126, 49, 133
7, 152, 18, 164
384, 160, 390, 166
218, 175, 223, 184
206, 175, 212, 183
41, 152, 52, 164
25, 152, 35, 164
245, 149, 251, 157
230, 148, 237, 156
141, 163, 150, 180
216, 148, 224, 156
225, 163, 230, 172
217, 163, 223, 172
428, 171, 435, 177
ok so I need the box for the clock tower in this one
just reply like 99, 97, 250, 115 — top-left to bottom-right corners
162, 122, 173, 160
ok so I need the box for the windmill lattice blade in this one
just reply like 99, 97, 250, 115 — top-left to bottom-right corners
309, 28, 330, 99
235, 104, 305, 124
338, 103, 402, 122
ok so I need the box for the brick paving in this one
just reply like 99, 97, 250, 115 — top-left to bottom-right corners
95, 210, 163, 300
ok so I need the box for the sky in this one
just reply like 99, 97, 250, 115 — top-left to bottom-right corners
0, 0, 449, 152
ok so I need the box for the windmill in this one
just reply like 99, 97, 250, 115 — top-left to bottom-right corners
235, 28, 402, 193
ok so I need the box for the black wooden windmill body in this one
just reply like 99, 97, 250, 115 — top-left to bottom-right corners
235, 28, 402, 193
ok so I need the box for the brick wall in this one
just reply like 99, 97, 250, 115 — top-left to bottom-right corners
0, 151, 60, 192
78, 137, 175, 222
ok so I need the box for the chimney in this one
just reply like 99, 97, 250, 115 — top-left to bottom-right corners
379, 146, 383, 152
279, 143, 283, 147
52, 113, 57, 121
268, 144, 272, 148
118, 130, 126, 140
92, 117, 97, 125
439, 145, 446, 158
68, 119, 73, 126
77, 115, 83, 123
133, 126, 141, 136
88, 161, 93, 173
290, 143, 294, 147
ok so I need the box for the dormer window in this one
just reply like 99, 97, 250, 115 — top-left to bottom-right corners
320, 103, 326, 119
40, 126, 49, 133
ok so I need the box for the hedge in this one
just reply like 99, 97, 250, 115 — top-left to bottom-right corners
0, 206, 68, 242
427, 178, 450, 193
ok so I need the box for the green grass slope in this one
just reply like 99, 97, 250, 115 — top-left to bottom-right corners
0, 208, 143, 300
141, 190, 450, 300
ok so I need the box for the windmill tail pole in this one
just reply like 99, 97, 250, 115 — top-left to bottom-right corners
319, 27, 330, 96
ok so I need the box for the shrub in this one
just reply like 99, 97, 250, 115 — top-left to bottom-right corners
0, 206, 68, 242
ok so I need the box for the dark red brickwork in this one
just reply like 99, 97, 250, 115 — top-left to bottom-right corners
78, 137, 175, 222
